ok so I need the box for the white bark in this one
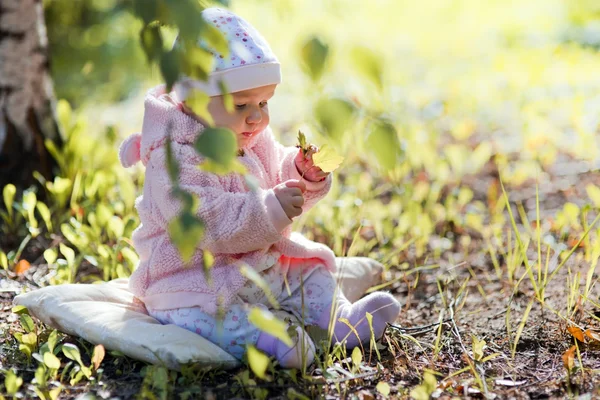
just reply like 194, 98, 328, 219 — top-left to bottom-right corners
0, 0, 61, 188
0, 0, 60, 151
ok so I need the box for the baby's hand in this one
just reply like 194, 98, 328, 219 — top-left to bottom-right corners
274, 180, 306, 220
294, 146, 330, 182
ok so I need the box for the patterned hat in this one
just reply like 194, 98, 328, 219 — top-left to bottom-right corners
174, 8, 281, 98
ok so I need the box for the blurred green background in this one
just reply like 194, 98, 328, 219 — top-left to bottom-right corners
45, 0, 600, 165
33, 0, 600, 271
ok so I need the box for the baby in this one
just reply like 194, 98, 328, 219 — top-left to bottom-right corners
119, 7, 400, 368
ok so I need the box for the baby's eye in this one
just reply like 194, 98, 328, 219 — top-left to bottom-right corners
259, 101, 268, 108
235, 104, 246, 110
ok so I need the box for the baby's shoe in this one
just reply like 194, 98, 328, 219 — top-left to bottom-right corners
318, 292, 401, 348
256, 326, 315, 369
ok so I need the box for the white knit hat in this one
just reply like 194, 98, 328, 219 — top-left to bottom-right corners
174, 8, 281, 99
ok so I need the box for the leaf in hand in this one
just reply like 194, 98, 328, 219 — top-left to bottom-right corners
297, 130, 309, 156
312, 145, 344, 173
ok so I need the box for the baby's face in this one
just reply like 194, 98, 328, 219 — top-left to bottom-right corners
185, 84, 277, 149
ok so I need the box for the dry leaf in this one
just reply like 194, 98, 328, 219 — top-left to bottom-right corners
584, 329, 600, 342
567, 326, 585, 342
91, 344, 105, 371
15, 260, 31, 275
562, 345, 576, 371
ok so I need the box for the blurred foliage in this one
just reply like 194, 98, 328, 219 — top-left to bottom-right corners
44, 0, 149, 106
2, 0, 600, 397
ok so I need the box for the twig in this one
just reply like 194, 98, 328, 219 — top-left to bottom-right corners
386, 318, 452, 336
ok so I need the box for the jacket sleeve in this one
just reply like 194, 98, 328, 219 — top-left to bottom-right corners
254, 128, 332, 212
148, 146, 291, 254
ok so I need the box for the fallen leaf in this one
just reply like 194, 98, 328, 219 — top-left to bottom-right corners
562, 345, 576, 371
357, 389, 375, 400
312, 145, 344, 173
567, 326, 585, 342
91, 344, 105, 371
376, 381, 391, 397
584, 329, 600, 342
15, 259, 31, 275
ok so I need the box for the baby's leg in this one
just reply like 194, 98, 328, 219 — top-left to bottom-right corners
282, 261, 401, 349
148, 305, 314, 368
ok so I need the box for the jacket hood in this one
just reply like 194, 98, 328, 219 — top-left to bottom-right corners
119, 85, 264, 168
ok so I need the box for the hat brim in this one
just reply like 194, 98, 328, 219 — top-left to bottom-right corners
174, 62, 281, 99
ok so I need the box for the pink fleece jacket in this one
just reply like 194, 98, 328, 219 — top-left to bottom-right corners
121, 86, 336, 315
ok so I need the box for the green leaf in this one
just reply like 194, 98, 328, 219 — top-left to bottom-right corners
586, 184, 600, 208
202, 22, 229, 57
179, 44, 213, 82
300, 36, 329, 81
20, 314, 35, 333
247, 344, 270, 379
44, 351, 61, 369
160, 49, 182, 92
47, 330, 59, 353
376, 381, 391, 397
312, 145, 344, 173
59, 244, 75, 267
19, 343, 32, 358
4, 370, 23, 395
62, 343, 84, 366
3, 183, 16, 218
36, 201, 53, 231
410, 371, 437, 400
297, 131, 308, 154
44, 248, 57, 265
21, 332, 37, 346
351, 346, 362, 367
367, 119, 402, 171
472, 335, 485, 362
186, 89, 214, 126
194, 127, 238, 167
22, 190, 37, 229
365, 312, 381, 360
140, 24, 164, 64
248, 307, 293, 347
108, 216, 125, 238
0, 250, 8, 270
165, 0, 204, 41
350, 46, 383, 91
165, 134, 180, 183
49, 387, 62, 400
218, 80, 234, 114
11, 305, 29, 315
168, 211, 205, 263
239, 265, 279, 309
133, 0, 158, 24
314, 98, 355, 142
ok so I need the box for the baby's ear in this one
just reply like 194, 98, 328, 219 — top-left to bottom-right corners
119, 133, 142, 168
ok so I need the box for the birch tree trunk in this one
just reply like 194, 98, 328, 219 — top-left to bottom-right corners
0, 0, 62, 190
